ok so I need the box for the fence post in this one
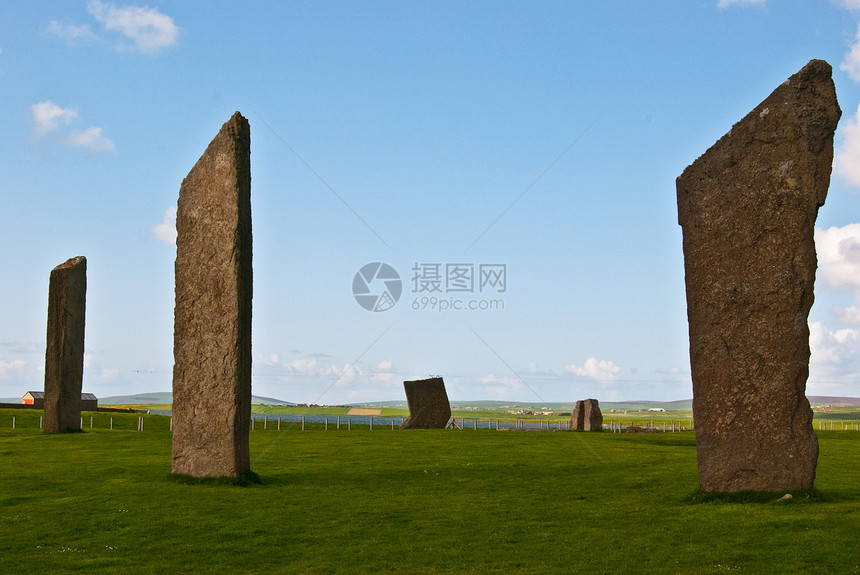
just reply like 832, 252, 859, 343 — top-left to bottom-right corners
264, 416, 267, 430
348, 417, 351, 431
278, 417, 281, 431
302, 415, 305, 431
252, 418, 255, 431
325, 418, 328, 431
12, 416, 15, 429
39, 416, 43, 429
337, 415, 341, 430
370, 416, 373, 430
90, 416, 93, 429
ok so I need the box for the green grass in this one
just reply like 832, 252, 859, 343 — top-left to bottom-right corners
1, 410, 858, 573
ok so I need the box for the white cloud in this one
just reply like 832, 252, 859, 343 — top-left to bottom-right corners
565, 357, 620, 382
809, 321, 860, 368
48, 20, 97, 44
31, 101, 78, 135
151, 206, 177, 244
717, 0, 766, 8
815, 224, 860, 289
0, 359, 28, 381
835, 104, 860, 187
842, 23, 860, 81
87, 0, 179, 54
838, 0, 860, 9
834, 304, 860, 325
63, 126, 115, 154
30, 101, 114, 155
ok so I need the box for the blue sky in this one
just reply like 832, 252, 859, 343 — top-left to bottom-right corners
3, 0, 860, 404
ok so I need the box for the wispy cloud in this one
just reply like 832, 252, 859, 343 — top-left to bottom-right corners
49, 1, 178, 55
30, 101, 114, 155
63, 126, 115, 153
565, 357, 620, 382
151, 206, 177, 244
87, 0, 179, 55
48, 20, 97, 44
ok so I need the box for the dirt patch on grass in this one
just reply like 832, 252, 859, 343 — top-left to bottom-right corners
347, 408, 382, 416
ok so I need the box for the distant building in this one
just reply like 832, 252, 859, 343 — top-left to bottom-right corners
22, 391, 98, 411
81, 393, 98, 411
22, 391, 44, 408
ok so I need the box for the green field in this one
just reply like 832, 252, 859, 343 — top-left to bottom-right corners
1, 409, 858, 574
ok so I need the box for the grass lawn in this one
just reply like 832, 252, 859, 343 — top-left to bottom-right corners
1, 410, 858, 574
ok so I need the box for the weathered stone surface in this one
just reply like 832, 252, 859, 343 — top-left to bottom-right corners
171, 112, 252, 478
570, 399, 602, 431
570, 400, 585, 430
400, 377, 451, 429
676, 60, 840, 492
43, 256, 87, 433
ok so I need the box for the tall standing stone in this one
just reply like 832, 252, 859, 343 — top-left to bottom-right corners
400, 377, 451, 429
570, 399, 602, 431
676, 60, 840, 492
172, 112, 252, 478
43, 256, 86, 433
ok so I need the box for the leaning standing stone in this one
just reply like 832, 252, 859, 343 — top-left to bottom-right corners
676, 60, 840, 492
171, 112, 252, 478
400, 377, 451, 429
43, 256, 87, 433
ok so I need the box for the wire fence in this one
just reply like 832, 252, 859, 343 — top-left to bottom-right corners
3, 410, 859, 433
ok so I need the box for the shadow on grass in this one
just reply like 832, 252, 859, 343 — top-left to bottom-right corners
168, 469, 265, 487
687, 488, 836, 505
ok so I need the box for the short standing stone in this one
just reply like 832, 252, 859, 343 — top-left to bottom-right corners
571, 399, 602, 431
171, 112, 252, 478
676, 60, 840, 492
43, 256, 86, 433
400, 377, 451, 429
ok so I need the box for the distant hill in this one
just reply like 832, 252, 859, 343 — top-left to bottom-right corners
356, 399, 696, 411
808, 396, 860, 407
99, 392, 294, 406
